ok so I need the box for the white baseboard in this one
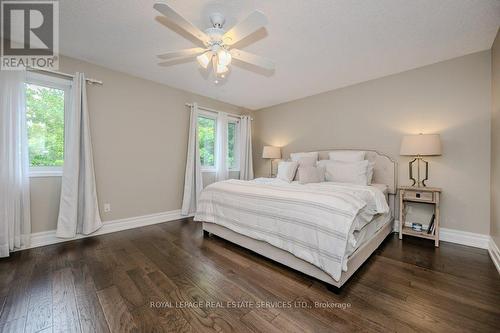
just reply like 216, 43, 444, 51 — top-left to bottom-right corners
19, 209, 193, 252
488, 238, 500, 274
18, 214, 494, 257
440, 228, 490, 249
393, 220, 490, 249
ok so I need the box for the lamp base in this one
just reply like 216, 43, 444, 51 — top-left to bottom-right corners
409, 156, 429, 187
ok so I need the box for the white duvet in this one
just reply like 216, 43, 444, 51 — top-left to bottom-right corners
194, 178, 389, 281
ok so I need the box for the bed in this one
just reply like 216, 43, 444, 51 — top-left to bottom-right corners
194, 149, 397, 289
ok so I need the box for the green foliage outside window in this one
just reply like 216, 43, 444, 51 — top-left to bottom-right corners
197, 115, 238, 170
198, 116, 215, 167
25, 84, 65, 167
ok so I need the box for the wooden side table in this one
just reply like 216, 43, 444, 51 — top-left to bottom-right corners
398, 186, 441, 247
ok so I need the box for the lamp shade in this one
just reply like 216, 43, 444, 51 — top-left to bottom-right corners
217, 49, 232, 67
400, 134, 442, 156
262, 146, 281, 159
196, 52, 212, 69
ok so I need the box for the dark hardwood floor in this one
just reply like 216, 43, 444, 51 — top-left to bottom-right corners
0, 218, 499, 332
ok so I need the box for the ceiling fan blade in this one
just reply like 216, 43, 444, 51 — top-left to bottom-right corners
223, 11, 267, 46
230, 49, 275, 71
157, 58, 193, 67
157, 48, 207, 60
154, 2, 209, 44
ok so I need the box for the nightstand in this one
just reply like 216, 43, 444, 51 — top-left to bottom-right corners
398, 186, 441, 247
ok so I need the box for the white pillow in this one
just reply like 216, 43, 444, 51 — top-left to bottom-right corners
277, 161, 299, 183
296, 156, 317, 167
290, 152, 319, 162
317, 160, 370, 185
367, 161, 375, 184
329, 151, 365, 162
298, 166, 325, 184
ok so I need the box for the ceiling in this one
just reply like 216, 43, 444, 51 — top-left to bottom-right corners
58, 0, 500, 110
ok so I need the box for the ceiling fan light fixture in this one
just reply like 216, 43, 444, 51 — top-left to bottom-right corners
217, 49, 232, 67
196, 52, 212, 69
154, 3, 274, 82
216, 64, 229, 74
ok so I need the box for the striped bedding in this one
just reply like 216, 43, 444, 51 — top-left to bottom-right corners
194, 178, 389, 281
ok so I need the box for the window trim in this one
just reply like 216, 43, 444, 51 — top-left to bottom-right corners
25, 72, 72, 177
29, 166, 63, 178
26, 71, 72, 90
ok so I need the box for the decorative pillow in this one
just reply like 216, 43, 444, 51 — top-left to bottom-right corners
292, 156, 317, 180
298, 166, 325, 184
329, 151, 366, 162
317, 160, 370, 185
290, 152, 319, 162
277, 161, 299, 183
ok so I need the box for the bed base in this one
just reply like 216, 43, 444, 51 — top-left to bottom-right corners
202, 218, 393, 289
326, 284, 342, 294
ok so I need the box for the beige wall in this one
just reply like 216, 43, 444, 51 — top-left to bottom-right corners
491, 30, 500, 247
26, 49, 495, 237
253, 51, 491, 234
30, 55, 247, 233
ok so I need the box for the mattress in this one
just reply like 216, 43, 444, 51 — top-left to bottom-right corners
371, 183, 389, 202
345, 212, 392, 263
343, 184, 391, 268
350, 183, 389, 232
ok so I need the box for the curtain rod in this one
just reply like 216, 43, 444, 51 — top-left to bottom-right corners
185, 103, 253, 120
27, 67, 103, 85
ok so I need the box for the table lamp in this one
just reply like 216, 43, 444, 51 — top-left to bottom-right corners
400, 134, 442, 187
262, 146, 281, 177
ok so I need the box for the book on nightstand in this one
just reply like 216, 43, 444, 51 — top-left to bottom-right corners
427, 214, 436, 234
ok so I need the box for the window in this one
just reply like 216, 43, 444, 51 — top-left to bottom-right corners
198, 115, 216, 169
25, 72, 71, 177
197, 111, 240, 172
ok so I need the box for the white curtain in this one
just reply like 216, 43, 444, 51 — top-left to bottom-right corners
181, 103, 203, 215
239, 115, 254, 180
0, 71, 31, 257
56, 73, 102, 238
216, 112, 229, 181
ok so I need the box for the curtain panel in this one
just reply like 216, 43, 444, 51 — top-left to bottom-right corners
0, 71, 31, 257
216, 112, 229, 181
181, 103, 204, 215
239, 115, 254, 180
56, 73, 102, 238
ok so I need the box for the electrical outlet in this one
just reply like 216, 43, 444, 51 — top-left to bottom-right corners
104, 203, 111, 212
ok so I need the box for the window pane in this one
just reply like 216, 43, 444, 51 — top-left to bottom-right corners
198, 116, 216, 167
228, 122, 236, 169
25, 83, 65, 167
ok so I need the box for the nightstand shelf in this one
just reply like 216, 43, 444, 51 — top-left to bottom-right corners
398, 186, 441, 247
401, 226, 436, 240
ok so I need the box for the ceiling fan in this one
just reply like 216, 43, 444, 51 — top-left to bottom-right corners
153, 1, 274, 83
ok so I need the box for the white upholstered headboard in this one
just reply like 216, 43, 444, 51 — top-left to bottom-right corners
288, 149, 398, 194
